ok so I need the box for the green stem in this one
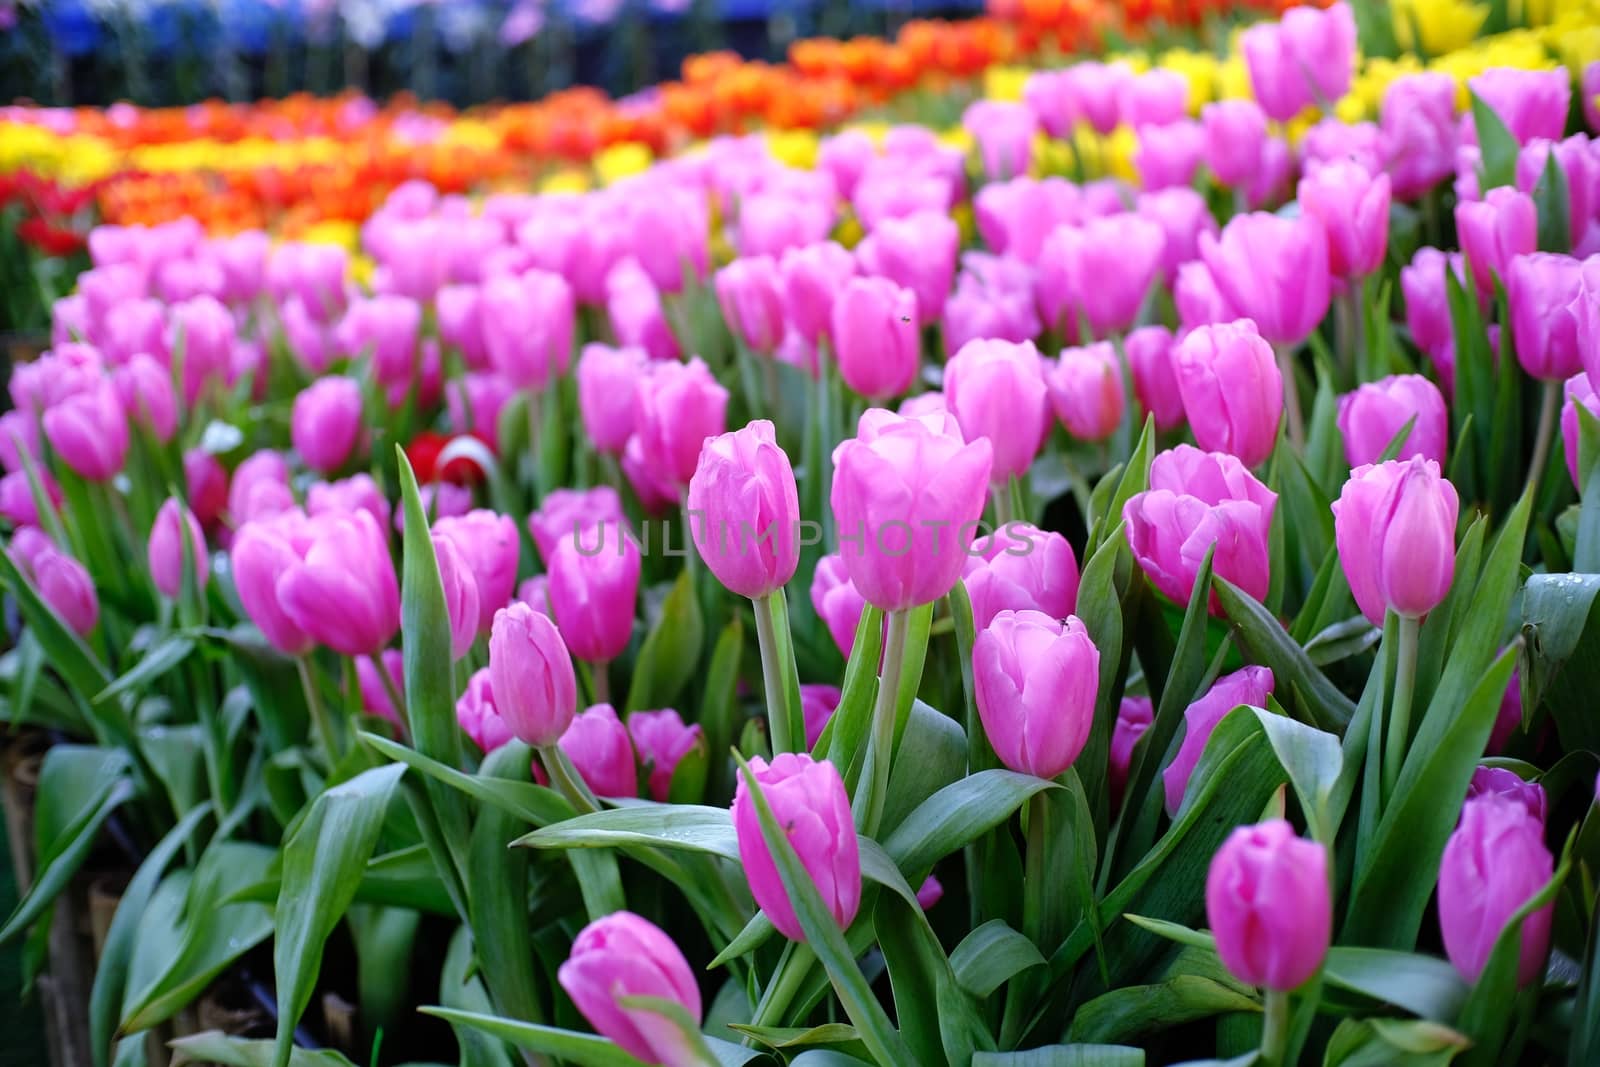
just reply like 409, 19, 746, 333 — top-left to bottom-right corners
746, 942, 816, 1035
1526, 379, 1561, 501
857, 608, 911, 836
753, 593, 797, 753
1275, 343, 1306, 452
1382, 613, 1421, 800
591, 660, 610, 707
296, 656, 339, 767
376, 656, 406, 726
540, 744, 601, 814
1021, 791, 1049, 946
990, 482, 1013, 528
1259, 987, 1290, 1067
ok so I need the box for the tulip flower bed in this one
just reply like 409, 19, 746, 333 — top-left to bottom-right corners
11, 2, 1600, 1066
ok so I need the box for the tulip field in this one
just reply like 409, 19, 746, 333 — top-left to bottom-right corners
8, 1, 1600, 1065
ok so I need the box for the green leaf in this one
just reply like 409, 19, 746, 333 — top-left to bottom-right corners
1532, 139, 1572, 252
438, 924, 520, 1067
1574, 404, 1600, 571
420, 1007, 648, 1066
360, 731, 572, 825
1469, 91, 1519, 192
1122, 914, 1216, 952
950, 920, 1047, 998
727, 1022, 863, 1051
814, 604, 883, 785
273, 763, 405, 1067
699, 618, 744, 797
626, 568, 706, 712
1323, 1017, 1469, 1067
1248, 706, 1344, 844
516, 803, 740, 859
169, 1032, 358, 1067
1520, 572, 1600, 751
882, 769, 1056, 876
1067, 976, 1257, 1045
1213, 577, 1356, 732
1073, 520, 1132, 840
1569, 887, 1600, 1066
1088, 417, 1154, 555
468, 742, 545, 1026
973, 1046, 1146, 1067
881, 699, 967, 835
1322, 947, 1468, 1022
94, 635, 194, 704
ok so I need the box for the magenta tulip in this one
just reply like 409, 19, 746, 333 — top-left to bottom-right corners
290, 376, 363, 475
974, 611, 1099, 779
855, 210, 959, 325
1469, 68, 1572, 147
634, 358, 730, 491
431, 534, 481, 660
1402, 247, 1471, 360
276, 510, 400, 657
558, 911, 703, 1067
577, 344, 648, 456
355, 649, 405, 730
1036, 214, 1165, 338
1164, 666, 1276, 815
1333, 458, 1459, 625
546, 520, 640, 664
628, 709, 704, 802
482, 269, 574, 391
1562, 372, 1600, 487
1134, 120, 1204, 191
974, 177, 1081, 265
112, 354, 177, 443
1456, 187, 1537, 296
1466, 767, 1547, 824
558, 704, 637, 798
944, 339, 1050, 483
334, 295, 420, 392
307, 473, 391, 532
43, 383, 129, 482
1206, 819, 1330, 990
810, 553, 867, 657
1173, 319, 1283, 468
12, 532, 98, 637
1137, 187, 1217, 284
1121, 68, 1189, 128
1174, 260, 1239, 332
168, 294, 233, 402
801, 684, 841, 749
1049, 342, 1126, 442
831, 276, 920, 401
529, 488, 627, 565
1201, 100, 1269, 188
433, 511, 520, 632
1200, 214, 1331, 346
488, 601, 579, 747
687, 420, 800, 600
963, 100, 1038, 180
1299, 161, 1392, 282
962, 522, 1080, 628
779, 241, 856, 346
456, 667, 513, 753
1381, 73, 1460, 200
731, 752, 861, 943
1438, 794, 1554, 986
1337, 374, 1449, 467
1110, 696, 1153, 811
1125, 326, 1185, 431
148, 497, 207, 599
715, 256, 786, 355
1507, 253, 1584, 381
607, 257, 681, 363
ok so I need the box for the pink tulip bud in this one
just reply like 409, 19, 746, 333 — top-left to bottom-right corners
1137, 188, 1217, 284
1022, 69, 1079, 139
716, 256, 787, 355
335, 295, 420, 392
433, 511, 520, 633
1049, 342, 1125, 443
43, 383, 129, 483
737, 194, 834, 260
628, 709, 704, 802
1172, 320, 1283, 468
1301, 118, 1385, 176
558, 704, 637, 799
800, 684, 841, 749
355, 649, 406, 730
856, 211, 959, 325
634, 358, 730, 490
810, 553, 867, 657
168, 295, 234, 402
11, 532, 98, 637
974, 177, 1081, 264
1438, 795, 1554, 986
1466, 767, 1546, 824
962, 523, 1080, 629
1123, 445, 1277, 612
290, 376, 363, 475
577, 344, 648, 456
1337, 374, 1450, 467
1037, 214, 1166, 338
1381, 73, 1460, 200
112, 354, 177, 444
231, 511, 313, 655
431, 534, 481, 661
1507, 253, 1584, 381
1516, 136, 1593, 234
1110, 696, 1153, 811
1299, 161, 1392, 282
0, 411, 39, 475
481, 270, 574, 391
546, 521, 640, 664
1202, 100, 1269, 188
436, 284, 488, 368
446, 372, 514, 450
1469, 68, 1572, 148
831, 410, 993, 611
731, 752, 861, 943
1174, 260, 1238, 332
267, 241, 348, 321
273, 510, 400, 657
1244, 137, 1292, 211
687, 420, 800, 600
945, 339, 1049, 482
963, 100, 1038, 181
1164, 666, 1275, 815
1488, 665, 1524, 755
1135, 120, 1204, 191
780, 241, 856, 346
1402, 247, 1471, 361
974, 611, 1099, 779
818, 130, 875, 200
606, 258, 681, 363
626, 189, 710, 294
307, 473, 391, 532
831, 277, 920, 401
1125, 326, 1185, 431
557, 911, 703, 1067
1200, 214, 1331, 346
1333, 458, 1459, 625
1206, 819, 1330, 990
456, 667, 514, 753
1121, 68, 1189, 128
488, 602, 578, 747
0, 469, 60, 527
148, 497, 207, 599
1456, 187, 1537, 296
1562, 372, 1600, 487
529, 488, 627, 565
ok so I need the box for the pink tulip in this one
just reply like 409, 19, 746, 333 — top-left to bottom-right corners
716, 256, 787, 354
962, 523, 1080, 628
355, 649, 405, 730
529, 488, 627, 564
1202, 100, 1269, 188
737, 194, 833, 260
335, 295, 421, 392
1135, 120, 1204, 191
626, 187, 710, 294
974, 611, 1099, 779
856, 211, 959, 325
437, 284, 488, 368
1164, 666, 1275, 815
974, 177, 1082, 264
290, 376, 363, 475
489, 601, 579, 747
1174, 260, 1238, 332
275, 510, 400, 657
963, 100, 1038, 180
1516, 136, 1593, 234
266, 241, 348, 320
1466, 767, 1547, 824
1049, 342, 1126, 442
943, 277, 1042, 357
230, 511, 314, 655
1300, 161, 1392, 282
308, 473, 391, 532
557, 911, 703, 1067
945, 339, 1050, 483
1438, 794, 1554, 986
606, 258, 681, 363
632, 358, 729, 491
731, 752, 861, 942
801, 684, 841, 749
148, 497, 207, 599
1121, 68, 1189, 128
1301, 118, 1385, 176
1137, 188, 1217, 284
831, 410, 993, 611
1172, 320, 1283, 468
456, 667, 514, 753
1381, 73, 1460, 200
1456, 187, 1537, 296
577, 344, 648, 456
481, 270, 574, 391
1402, 248, 1472, 360
1200, 214, 1331, 346
432, 534, 481, 660
628, 709, 704, 802
1022, 69, 1079, 139
687, 420, 801, 600
831, 277, 920, 401
170, 297, 236, 402
1206, 818, 1330, 989
810, 553, 867, 657
1037, 214, 1166, 338
1338, 374, 1450, 467
1125, 326, 1185, 431
434, 511, 520, 633
1110, 696, 1153, 811
817, 130, 876, 199
546, 520, 640, 664
0, 469, 60, 527
1333, 458, 1459, 625
43, 383, 129, 483
1508, 253, 1584, 381
1244, 137, 1293, 211
112, 354, 177, 443
445, 372, 515, 451
12, 533, 98, 636
558, 704, 637, 798
1562, 372, 1600, 487
1123, 445, 1277, 612
779, 241, 856, 346
1469, 68, 1572, 148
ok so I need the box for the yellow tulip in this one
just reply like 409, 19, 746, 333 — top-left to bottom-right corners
983, 66, 1031, 104
1391, 0, 1491, 57
594, 142, 654, 185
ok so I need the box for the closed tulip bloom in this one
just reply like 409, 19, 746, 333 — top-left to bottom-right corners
1135, 120, 1204, 191
974, 177, 1082, 264
1338, 374, 1450, 467
1301, 118, 1385, 176
732, 752, 860, 942
635, 358, 731, 490
1200, 214, 1331, 346
445, 372, 514, 451
687, 420, 800, 600
1402, 248, 1470, 358
334, 295, 420, 391
355, 649, 405, 730
629, 709, 704, 802
780, 241, 856, 346
607, 258, 681, 363
1299, 161, 1392, 282
577, 344, 648, 455
1381, 73, 1460, 200
307, 473, 391, 532
231, 512, 314, 655
1164, 666, 1276, 815
817, 130, 876, 199
489, 602, 579, 746
1174, 260, 1239, 332
1469, 68, 1572, 148
558, 704, 638, 798
1022, 69, 1080, 139
482, 270, 575, 391
436, 284, 488, 368
1202, 100, 1269, 188
456, 668, 514, 753
1333, 458, 1459, 625
29, 543, 99, 636
715, 256, 786, 354
1137, 188, 1218, 284
431, 534, 481, 660
1466, 767, 1547, 824
558, 911, 703, 1067
1050, 343, 1126, 442
1125, 326, 1186, 431
974, 610, 1099, 779
831, 410, 993, 612
1110, 696, 1153, 811
945, 339, 1050, 482
1173, 320, 1283, 468
963, 100, 1038, 180
148, 497, 207, 599
831, 277, 920, 401
1507, 253, 1584, 381
801, 684, 841, 749
1037, 214, 1166, 338
1562, 373, 1600, 487
0, 469, 60, 527
290, 376, 363, 475
434, 511, 520, 632
1439, 794, 1554, 985
1516, 137, 1593, 233
943, 279, 1042, 356
856, 211, 959, 325
43, 383, 129, 482
1456, 187, 1537, 296
1121, 68, 1189, 128
529, 488, 627, 564
168, 295, 234, 402
963, 523, 1080, 628
810, 553, 868, 656
1123, 445, 1277, 611
112, 354, 177, 443
277, 510, 401, 657
547, 521, 641, 664
1206, 819, 1330, 990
